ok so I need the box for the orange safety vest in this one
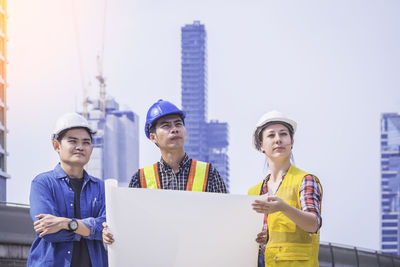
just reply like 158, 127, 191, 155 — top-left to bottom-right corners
248, 165, 323, 267
139, 160, 210, 191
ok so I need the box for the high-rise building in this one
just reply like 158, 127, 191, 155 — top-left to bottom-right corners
380, 113, 400, 255
0, 0, 8, 202
181, 21, 208, 161
84, 96, 139, 186
181, 21, 230, 191
207, 120, 229, 183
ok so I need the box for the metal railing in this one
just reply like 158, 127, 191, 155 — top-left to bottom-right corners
319, 241, 400, 267
0, 201, 29, 207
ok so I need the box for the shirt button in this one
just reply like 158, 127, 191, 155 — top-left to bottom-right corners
70, 203, 73, 207
68, 251, 71, 254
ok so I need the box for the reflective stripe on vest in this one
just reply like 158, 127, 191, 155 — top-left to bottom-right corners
139, 163, 160, 189
186, 160, 210, 191
139, 160, 210, 191
248, 165, 323, 267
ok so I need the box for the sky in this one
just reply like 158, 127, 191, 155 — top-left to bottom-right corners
6, 0, 400, 251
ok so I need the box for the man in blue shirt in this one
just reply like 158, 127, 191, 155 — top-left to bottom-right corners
28, 113, 108, 267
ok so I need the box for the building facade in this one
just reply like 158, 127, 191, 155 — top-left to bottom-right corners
380, 113, 400, 255
84, 96, 139, 186
181, 21, 230, 191
181, 21, 208, 161
207, 121, 229, 182
0, 0, 8, 202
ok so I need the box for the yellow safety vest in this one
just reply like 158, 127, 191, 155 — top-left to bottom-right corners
139, 160, 210, 191
248, 165, 323, 267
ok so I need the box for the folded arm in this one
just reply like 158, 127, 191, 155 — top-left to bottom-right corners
30, 179, 105, 242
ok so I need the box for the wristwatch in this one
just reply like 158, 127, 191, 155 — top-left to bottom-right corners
68, 219, 78, 232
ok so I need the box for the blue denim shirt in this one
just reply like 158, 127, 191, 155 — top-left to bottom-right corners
27, 164, 108, 267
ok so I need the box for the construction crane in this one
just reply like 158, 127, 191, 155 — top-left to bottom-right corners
71, 0, 108, 119
96, 54, 106, 118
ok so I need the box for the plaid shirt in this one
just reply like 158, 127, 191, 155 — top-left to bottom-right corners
258, 172, 322, 255
129, 154, 227, 193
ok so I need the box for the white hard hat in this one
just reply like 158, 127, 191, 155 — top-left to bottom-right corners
52, 113, 95, 140
255, 110, 297, 133
253, 110, 297, 151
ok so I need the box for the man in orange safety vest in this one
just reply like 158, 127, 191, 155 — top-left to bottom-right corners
102, 99, 227, 244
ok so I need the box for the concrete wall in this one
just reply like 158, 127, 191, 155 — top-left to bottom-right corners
0, 204, 35, 266
0, 243, 30, 266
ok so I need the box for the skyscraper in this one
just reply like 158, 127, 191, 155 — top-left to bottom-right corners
84, 96, 139, 186
207, 120, 229, 185
181, 21, 230, 191
380, 113, 400, 255
0, 0, 8, 202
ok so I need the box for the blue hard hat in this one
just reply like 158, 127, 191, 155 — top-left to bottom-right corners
144, 99, 186, 139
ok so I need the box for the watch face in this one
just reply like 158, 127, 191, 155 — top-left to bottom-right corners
69, 220, 78, 231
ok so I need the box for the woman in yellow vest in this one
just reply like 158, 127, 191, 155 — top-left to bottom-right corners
249, 111, 323, 267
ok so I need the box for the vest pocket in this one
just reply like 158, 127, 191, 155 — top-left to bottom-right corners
274, 253, 309, 261
266, 244, 312, 262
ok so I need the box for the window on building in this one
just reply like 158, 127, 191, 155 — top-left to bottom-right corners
382, 245, 397, 249
382, 214, 398, 220
382, 236, 397, 242
0, 154, 3, 170
382, 230, 397, 235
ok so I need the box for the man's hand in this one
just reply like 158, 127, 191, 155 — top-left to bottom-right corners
34, 214, 69, 238
102, 222, 114, 244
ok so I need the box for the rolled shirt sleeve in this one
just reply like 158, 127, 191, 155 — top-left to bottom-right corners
81, 205, 106, 240
299, 174, 323, 230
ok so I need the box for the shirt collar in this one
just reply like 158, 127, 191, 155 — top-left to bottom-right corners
264, 166, 291, 182
159, 153, 190, 171
53, 163, 97, 183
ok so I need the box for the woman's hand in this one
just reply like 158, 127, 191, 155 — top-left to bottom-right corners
252, 196, 320, 233
252, 196, 286, 214
255, 231, 268, 244
102, 222, 114, 245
